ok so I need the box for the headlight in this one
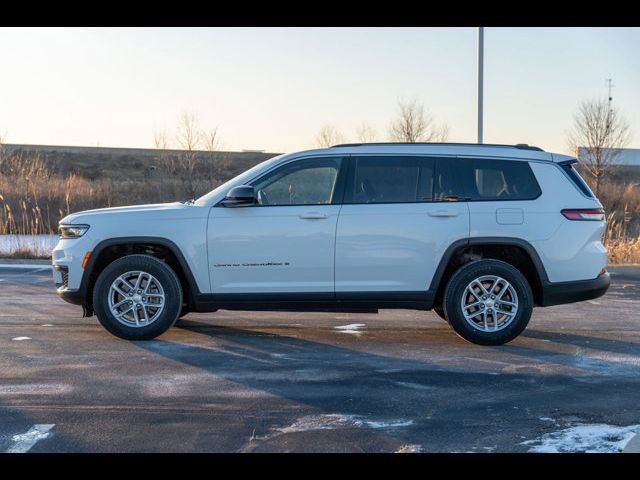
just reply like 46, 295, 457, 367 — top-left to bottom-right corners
59, 224, 90, 238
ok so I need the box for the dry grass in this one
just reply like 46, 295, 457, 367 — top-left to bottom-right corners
593, 165, 640, 264
0, 151, 112, 236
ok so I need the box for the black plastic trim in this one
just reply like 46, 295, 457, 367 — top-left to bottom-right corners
77, 237, 202, 310
428, 237, 550, 300
540, 272, 610, 307
56, 288, 84, 306
330, 142, 544, 151
193, 290, 434, 313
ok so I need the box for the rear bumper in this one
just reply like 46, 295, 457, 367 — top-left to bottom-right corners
540, 272, 610, 307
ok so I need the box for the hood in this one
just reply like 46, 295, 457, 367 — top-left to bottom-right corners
60, 202, 199, 225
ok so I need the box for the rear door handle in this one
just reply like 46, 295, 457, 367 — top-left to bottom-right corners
299, 212, 329, 220
428, 210, 459, 218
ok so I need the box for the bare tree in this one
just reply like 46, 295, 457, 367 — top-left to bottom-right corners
315, 125, 345, 148
154, 113, 222, 201
175, 112, 203, 151
202, 126, 223, 184
388, 98, 449, 143
568, 98, 631, 196
356, 123, 377, 143
202, 126, 221, 152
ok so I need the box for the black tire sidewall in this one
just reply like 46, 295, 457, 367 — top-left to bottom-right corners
443, 259, 533, 346
433, 306, 448, 322
93, 254, 183, 340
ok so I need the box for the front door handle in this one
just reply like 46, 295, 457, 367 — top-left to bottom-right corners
428, 210, 459, 218
299, 212, 329, 220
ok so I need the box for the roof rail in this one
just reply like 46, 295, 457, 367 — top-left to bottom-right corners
329, 142, 544, 152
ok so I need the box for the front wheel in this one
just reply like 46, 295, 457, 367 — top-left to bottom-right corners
443, 259, 533, 346
93, 254, 183, 340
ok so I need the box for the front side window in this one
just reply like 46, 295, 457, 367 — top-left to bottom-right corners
251, 157, 342, 206
460, 158, 542, 201
346, 156, 434, 204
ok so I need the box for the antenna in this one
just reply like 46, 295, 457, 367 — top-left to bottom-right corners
605, 75, 615, 107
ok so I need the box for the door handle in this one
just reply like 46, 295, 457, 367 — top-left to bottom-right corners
299, 212, 329, 220
428, 210, 458, 218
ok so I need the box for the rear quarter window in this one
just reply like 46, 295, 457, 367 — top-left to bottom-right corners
562, 163, 595, 198
458, 158, 542, 201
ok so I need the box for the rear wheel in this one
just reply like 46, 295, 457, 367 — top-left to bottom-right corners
93, 254, 183, 340
443, 259, 533, 345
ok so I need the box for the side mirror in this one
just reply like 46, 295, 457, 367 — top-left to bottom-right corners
221, 185, 256, 207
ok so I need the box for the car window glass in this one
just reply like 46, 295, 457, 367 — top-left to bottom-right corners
251, 158, 341, 206
434, 158, 466, 201
348, 157, 434, 203
466, 159, 541, 200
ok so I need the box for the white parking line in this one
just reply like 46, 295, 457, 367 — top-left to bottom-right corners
5, 424, 55, 453
0, 264, 52, 270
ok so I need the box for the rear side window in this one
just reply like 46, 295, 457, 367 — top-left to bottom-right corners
562, 163, 595, 198
346, 156, 434, 203
434, 158, 466, 201
460, 158, 541, 201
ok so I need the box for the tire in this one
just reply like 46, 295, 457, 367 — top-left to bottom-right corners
178, 307, 190, 319
93, 254, 183, 340
433, 306, 448, 322
443, 259, 533, 346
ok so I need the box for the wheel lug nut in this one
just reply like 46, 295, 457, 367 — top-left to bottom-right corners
128, 292, 133, 296
142, 297, 147, 302
137, 290, 142, 294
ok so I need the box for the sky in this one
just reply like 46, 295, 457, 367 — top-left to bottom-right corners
0, 27, 638, 154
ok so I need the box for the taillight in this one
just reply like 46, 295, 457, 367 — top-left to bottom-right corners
561, 208, 605, 221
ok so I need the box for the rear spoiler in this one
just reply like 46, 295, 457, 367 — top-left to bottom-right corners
558, 158, 578, 167
551, 153, 578, 165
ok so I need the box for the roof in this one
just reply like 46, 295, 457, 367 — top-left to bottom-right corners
292, 142, 569, 162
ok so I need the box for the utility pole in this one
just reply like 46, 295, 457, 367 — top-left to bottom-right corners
477, 27, 484, 144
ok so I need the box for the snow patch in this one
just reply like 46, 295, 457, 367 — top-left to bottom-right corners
5, 424, 55, 453
275, 414, 413, 434
333, 323, 367, 334
522, 423, 640, 453
395, 444, 423, 453
276, 414, 356, 433
11, 336, 31, 341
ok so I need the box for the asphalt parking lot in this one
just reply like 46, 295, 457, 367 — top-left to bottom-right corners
1, 264, 639, 453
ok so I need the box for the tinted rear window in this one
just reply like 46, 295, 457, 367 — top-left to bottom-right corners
346, 156, 434, 203
562, 163, 595, 198
459, 158, 542, 201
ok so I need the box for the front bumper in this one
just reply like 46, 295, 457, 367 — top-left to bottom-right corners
56, 287, 85, 306
540, 271, 610, 307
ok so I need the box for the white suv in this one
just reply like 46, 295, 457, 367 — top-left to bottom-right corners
52, 143, 610, 345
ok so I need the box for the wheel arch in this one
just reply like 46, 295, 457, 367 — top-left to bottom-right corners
430, 237, 549, 308
79, 237, 201, 316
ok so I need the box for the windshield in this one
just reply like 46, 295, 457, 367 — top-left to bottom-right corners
195, 154, 286, 206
